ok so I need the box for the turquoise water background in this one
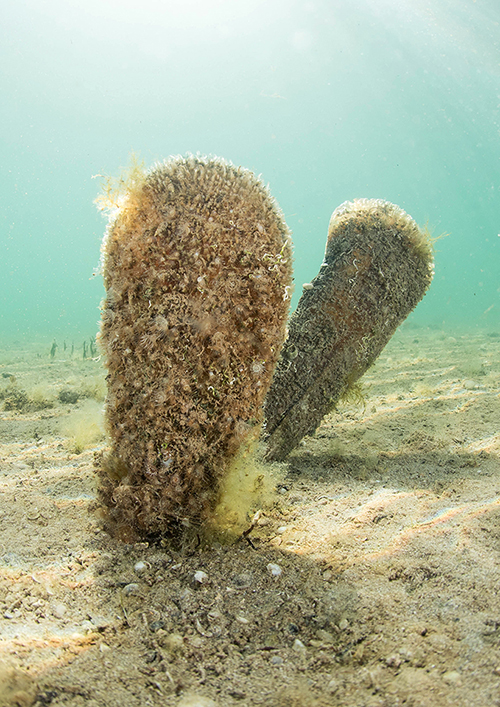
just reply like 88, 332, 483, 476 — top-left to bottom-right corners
2, 0, 499, 341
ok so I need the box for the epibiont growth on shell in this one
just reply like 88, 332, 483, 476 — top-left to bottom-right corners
94, 154, 292, 541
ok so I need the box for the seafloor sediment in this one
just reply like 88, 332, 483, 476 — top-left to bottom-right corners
0, 326, 499, 707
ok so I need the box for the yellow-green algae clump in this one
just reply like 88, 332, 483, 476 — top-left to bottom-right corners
95, 155, 292, 541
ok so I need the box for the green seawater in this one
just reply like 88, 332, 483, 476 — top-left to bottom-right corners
1, 0, 499, 345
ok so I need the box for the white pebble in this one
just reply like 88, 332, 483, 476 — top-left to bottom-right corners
267, 563, 282, 577
134, 561, 147, 574
51, 602, 67, 618
293, 638, 306, 653
443, 670, 462, 685
194, 570, 208, 584
386, 653, 402, 668
327, 678, 339, 693
123, 583, 140, 596
80, 619, 94, 633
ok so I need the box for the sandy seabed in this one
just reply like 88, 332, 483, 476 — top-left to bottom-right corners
0, 326, 499, 707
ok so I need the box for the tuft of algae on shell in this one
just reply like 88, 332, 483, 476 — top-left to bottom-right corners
94, 154, 292, 541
